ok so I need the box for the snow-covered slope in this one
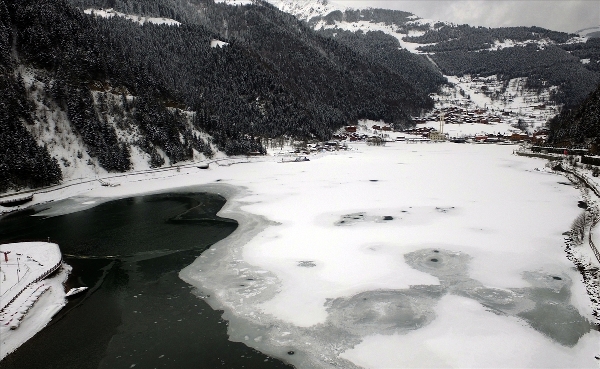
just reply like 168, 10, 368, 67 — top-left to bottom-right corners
19, 67, 218, 184
429, 75, 559, 133
84, 8, 181, 26
265, 0, 342, 21
266, 0, 585, 133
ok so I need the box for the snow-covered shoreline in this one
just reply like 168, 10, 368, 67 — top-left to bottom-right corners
0, 242, 70, 360
1, 143, 599, 367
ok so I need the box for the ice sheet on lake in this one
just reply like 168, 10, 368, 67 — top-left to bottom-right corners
24, 142, 596, 368
178, 144, 599, 368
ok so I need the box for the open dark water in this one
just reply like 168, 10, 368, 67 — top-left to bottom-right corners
0, 191, 293, 369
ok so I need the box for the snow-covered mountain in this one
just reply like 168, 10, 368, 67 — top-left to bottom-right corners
265, 0, 341, 21
265, 0, 599, 134
19, 67, 218, 183
577, 26, 600, 38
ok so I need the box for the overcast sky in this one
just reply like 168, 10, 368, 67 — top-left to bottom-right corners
331, 0, 599, 33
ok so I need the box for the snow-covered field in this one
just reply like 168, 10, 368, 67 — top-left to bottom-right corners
5, 142, 598, 368
84, 8, 181, 26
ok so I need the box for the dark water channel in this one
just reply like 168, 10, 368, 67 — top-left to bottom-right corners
0, 191, 292, 369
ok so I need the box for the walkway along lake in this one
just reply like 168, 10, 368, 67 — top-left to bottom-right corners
0, 189, 293, 369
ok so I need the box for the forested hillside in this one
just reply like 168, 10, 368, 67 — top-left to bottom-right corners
404, 24, 600, 108
0, 2, 62, 192
430, 44, 598, 107
305, 6, 600, 109
0, 0, 440, 192
548, 83, 600, 147
316, 28, 446, 95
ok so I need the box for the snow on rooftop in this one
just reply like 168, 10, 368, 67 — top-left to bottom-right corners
0, 242, 62, 305
0, 242, 68, 360
84, 8, 181, 26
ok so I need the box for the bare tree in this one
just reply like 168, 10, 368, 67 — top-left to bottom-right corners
571, 211, 588, 245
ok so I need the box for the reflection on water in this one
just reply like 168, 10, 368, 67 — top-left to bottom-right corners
0, 190, 292, 369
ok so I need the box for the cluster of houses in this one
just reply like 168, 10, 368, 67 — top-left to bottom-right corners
333, 123, 549, 145
402, 126, 549, 144
333, 125, 384, 142
413, 104, 555, 133
414, 107, 506, 125
434, 74, 559, 128
290, 141, 350, 154
413, 104, 546, 124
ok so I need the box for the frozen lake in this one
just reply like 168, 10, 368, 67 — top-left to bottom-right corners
178, 143, 598, 368
1, 142, 598, 368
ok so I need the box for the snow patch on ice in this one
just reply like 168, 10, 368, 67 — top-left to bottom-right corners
175, 144, 597, 368
341, 294, 598, 369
